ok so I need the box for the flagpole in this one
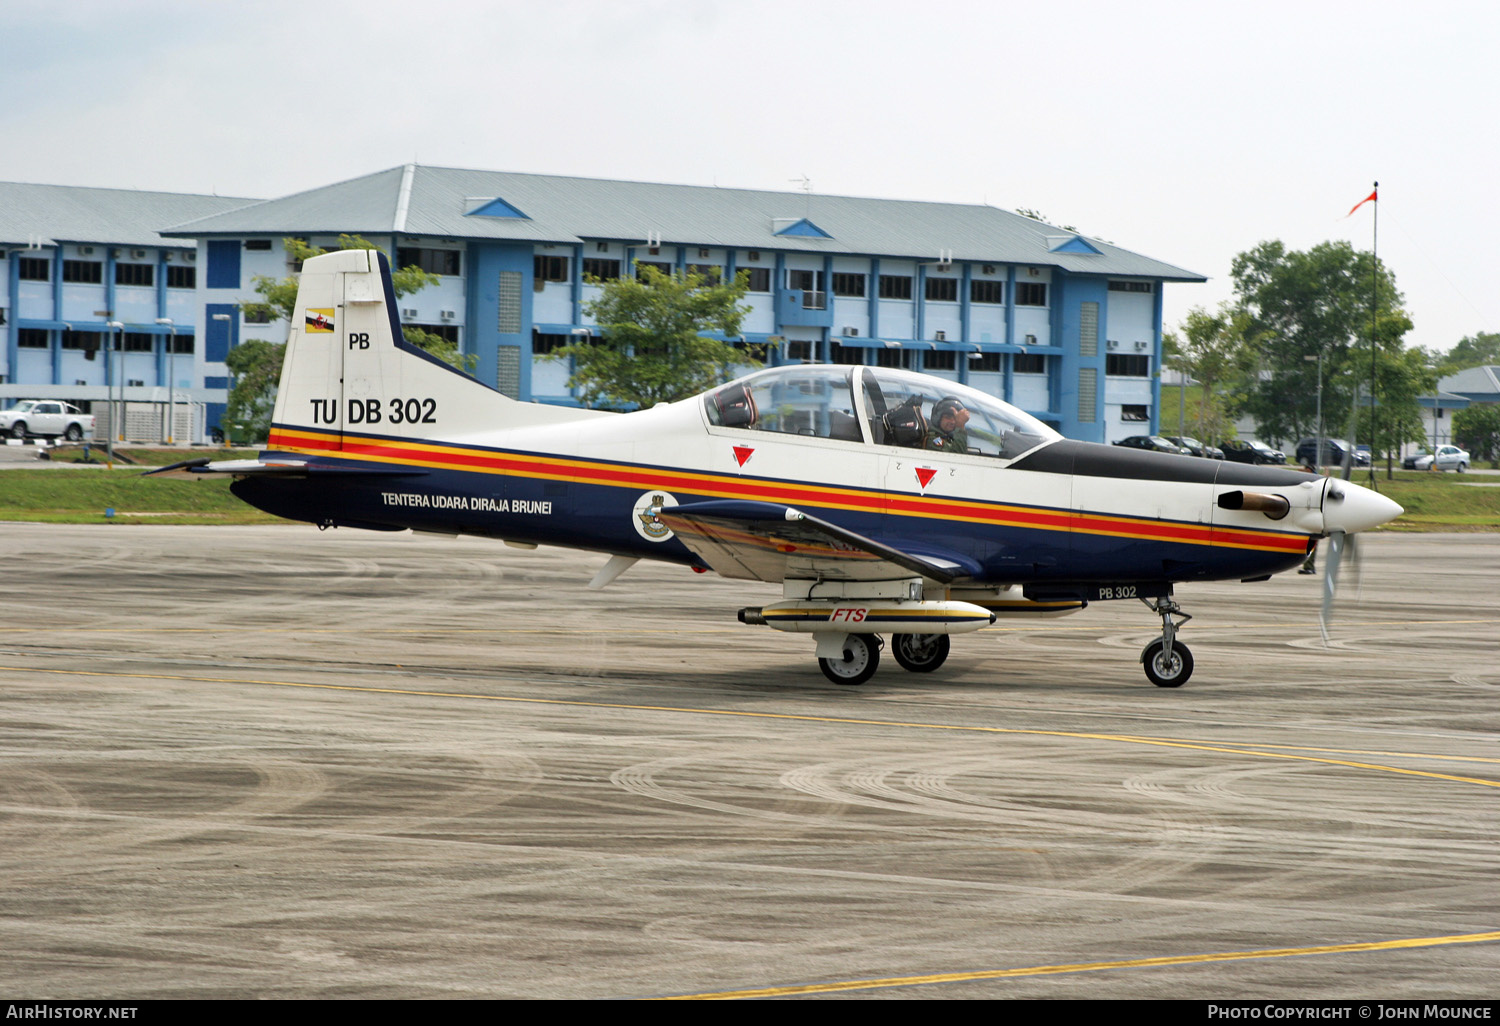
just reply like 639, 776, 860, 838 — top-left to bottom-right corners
1369, 180, 1380, 486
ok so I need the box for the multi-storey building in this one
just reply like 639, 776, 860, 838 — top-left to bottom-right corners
5, 169, 1205, 443
0, 182, 256, 438
166, 165, 1203, 442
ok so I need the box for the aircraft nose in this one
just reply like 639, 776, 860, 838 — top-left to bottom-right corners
1322, 479, 1403, 534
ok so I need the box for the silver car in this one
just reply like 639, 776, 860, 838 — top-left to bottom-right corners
1404, 445, 1470, 472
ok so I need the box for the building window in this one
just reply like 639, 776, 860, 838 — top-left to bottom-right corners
1108, 280, 1153, 293
534, 255, 569, 283
686, 264, 722, 285
1121, 404, 1150, 421
925, 277, 958, 302
635, 260, 672, 279
784, 339, 813, 361
116, 263, 154, 287
831, 272, 866, 298
878, 275, 912, 300
925, 350, 956, 371
123, 332, 155, 352
582, 258, 621, 281
1015, 282, 1047, 306
18, 329, 49, 348
787, 269, 823, 293
243, 307, 273, 324
1014, 352, 1047, 374
397, 248, 461, 276
62, 260, 103, 284
244, 239, 273, 251
407, 324, 459, 344
18, 257, 49, 281
874, 347, 916, 368
62, 331, 101, 351
971, 279, 1004, 304
739, 267, 770, 292
532, 331, 571, 355
1106, 354, 1150, 377
172, 334, 195, 354
969, 352, 1001, 372
832, 343, 864, 365
166, 265, 196, 289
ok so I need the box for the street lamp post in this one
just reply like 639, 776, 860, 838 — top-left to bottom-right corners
106, 321, 124, 463
1304, 350, 1324, 469
212, 313, 233, 445
155, 317, 176, 444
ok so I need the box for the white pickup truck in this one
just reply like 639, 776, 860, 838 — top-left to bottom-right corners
0, 400, 95, 441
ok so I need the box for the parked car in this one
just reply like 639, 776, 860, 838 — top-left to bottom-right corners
1113, 435, 1192, 455
1220, 439, 1286, 465
1163, 435, 1225, 460
0, 400, 95, 441
1295, 438, 1371, 468
1403, 445, 1470, 472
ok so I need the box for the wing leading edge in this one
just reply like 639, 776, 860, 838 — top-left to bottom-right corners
657, 500, 977, 584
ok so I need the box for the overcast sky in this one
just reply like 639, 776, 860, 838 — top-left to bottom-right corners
3, 0, 1494, 354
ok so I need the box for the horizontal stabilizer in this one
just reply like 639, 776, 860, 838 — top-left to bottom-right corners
143, 455, 428, 480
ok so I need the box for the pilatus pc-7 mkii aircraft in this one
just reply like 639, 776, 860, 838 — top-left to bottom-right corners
153, 249, 1402, 688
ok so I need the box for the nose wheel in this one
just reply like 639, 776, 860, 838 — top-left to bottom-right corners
1139, 595, 1193, 688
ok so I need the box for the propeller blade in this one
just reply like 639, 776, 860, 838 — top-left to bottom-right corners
1319, 531, 1346, 645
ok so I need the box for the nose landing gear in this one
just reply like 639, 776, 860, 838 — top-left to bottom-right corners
1140, 594, 1193, 688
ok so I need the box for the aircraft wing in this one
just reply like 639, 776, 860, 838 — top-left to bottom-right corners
658, 500, 976, 584
143, 456, 427, 480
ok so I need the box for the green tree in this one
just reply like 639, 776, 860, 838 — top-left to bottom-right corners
1434, 331, 1500, 376
1231, 240, 1412, 447
1162, 303, 1258, 442
227, 236, 455, 440
547, 263, 753, 408
1453, 403, 1500, 464
1350, 338, 1436, 460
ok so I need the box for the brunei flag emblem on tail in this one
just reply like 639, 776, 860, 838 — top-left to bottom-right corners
305, 308, 335, 333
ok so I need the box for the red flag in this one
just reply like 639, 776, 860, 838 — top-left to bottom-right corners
1346, 188, 1377, 217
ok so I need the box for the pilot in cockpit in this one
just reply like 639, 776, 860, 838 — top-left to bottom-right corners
924, 397, 971, 453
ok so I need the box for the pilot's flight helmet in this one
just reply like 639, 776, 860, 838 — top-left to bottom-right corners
931, 397, 965, 428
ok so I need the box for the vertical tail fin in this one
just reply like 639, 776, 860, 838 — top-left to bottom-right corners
269, 249, 600, 455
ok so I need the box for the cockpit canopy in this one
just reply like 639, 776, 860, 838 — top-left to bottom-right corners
703, 365, 1059, 461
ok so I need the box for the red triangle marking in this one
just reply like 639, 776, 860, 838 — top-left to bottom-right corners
915, 466, 937, 489
732, 445, 755, 467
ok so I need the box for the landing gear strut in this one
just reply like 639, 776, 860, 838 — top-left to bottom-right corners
1139, 594, 1193, 688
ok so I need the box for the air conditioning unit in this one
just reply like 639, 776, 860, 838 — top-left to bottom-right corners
1025, 334, 1038, 345
441, 310, 456, 321
164, 252, 174, 262
131, 249, 147, 259
748, 251, 760, 261
982, 264, 996, 275
1134, 340, 1148, 351
698, 248, 710, 258
402, 308, 418, 318
843, 326, 859, 336
934, 330, 947, 341
1027, 267, 1040, 277
80, 246, 94, 255
1107, 340, 1119, 350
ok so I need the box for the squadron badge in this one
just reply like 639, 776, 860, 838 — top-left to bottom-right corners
631, 489, 679, 542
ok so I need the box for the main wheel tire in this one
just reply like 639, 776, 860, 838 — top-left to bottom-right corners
9, 421, 27, 439
65, 424, 83, 441
819, 635, 880, 686
1458, 462, 1468, 474
1141, 639, 1193, 688
891, 633, 950, 673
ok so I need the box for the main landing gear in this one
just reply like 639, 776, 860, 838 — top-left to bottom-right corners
817, 632, 953, 685
1139, 594, 1193, 688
